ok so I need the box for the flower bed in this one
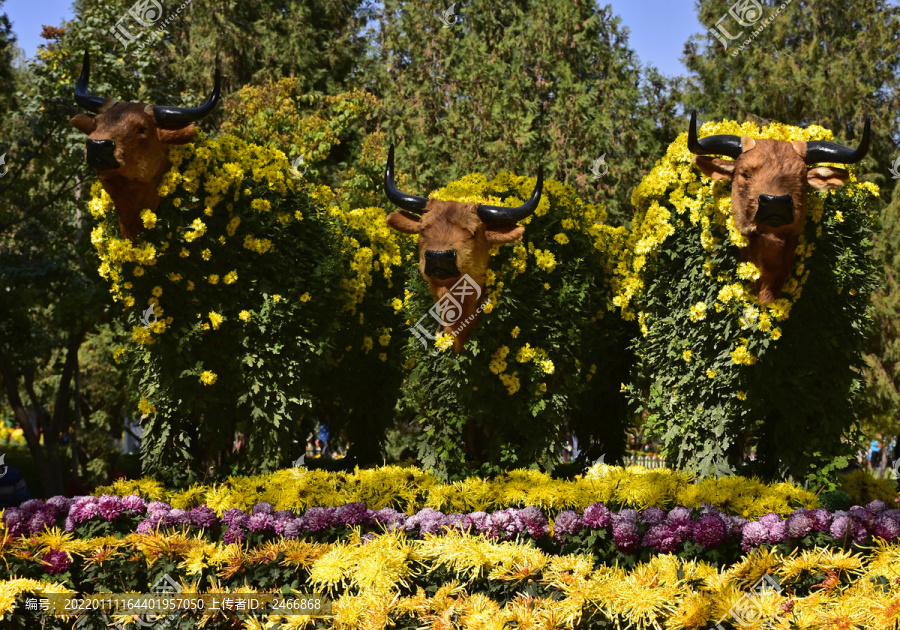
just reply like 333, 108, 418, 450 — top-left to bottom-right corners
1, 529, 899, 629
1, 466, 899, 628
91, 464, 820, 519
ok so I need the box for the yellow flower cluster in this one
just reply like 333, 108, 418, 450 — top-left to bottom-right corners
96, 464, 818, 519
4, 529, 899, 630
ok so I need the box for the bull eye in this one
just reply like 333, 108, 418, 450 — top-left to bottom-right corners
138, 125, 147, 135
741, 172, 752, 181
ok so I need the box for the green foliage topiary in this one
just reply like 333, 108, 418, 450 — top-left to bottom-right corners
616, 119, 880, 483
398, 173, 634, 479
88, 133, 410, 484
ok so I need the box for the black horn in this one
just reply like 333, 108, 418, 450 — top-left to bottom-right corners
477, 166, 543, 225
384, 143, 429, 213
152, 66, 222, 128
687, 110, 743, 159
74, 51, 108, 113
805, 117, 871, 164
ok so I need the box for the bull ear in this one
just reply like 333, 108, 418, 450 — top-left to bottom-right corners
157, 125, 195, 145
484, 225, 524, 244
693, 155, 736, 181
70, 114, 96, 135
386, 211, 421, 234
807, 166, 850, 191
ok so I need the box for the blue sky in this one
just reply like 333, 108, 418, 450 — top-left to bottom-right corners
4, 0, 702, 77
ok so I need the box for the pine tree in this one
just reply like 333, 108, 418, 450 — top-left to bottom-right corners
364, 0, 681, 222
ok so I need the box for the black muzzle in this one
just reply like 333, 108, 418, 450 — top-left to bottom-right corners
85, 139, 120, 171
755, 194, 794, 227
424, 249, 460, 280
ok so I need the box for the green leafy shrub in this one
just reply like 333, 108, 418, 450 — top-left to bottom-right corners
616, 119, 881, 483
88, 132, 409, 484
397, 173, 634, 478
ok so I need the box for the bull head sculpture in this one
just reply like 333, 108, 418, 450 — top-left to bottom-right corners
688, 111, 870, 304
70, 52, 221, 241
384, 144, 543, 353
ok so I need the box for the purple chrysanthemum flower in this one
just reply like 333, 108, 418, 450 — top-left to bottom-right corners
849, 506, 875, 530
443, 513, 474, 533
667, 506, 692, 526
247, 512, 274, 533
694, 514, 727, 548
19, 499, 46, 515
222, 526, 246, 544
643, 523, 681, 553
165, 508, 191, 527
45, 496, 71, 518
280, 519, 301, 539
274, 510, 295, 521
488, 508, 521, 540
873, 513, 900, 541
553, 510, 584, 539
70, 498, 100, 524
300, 507, 335, 533
468, 511, 491, 534
251, 502, 274, 515
741, 521, 770, 551
361, 532, 377, 544
867, 500, 888, 515
335, 502, 373, 527
189, 506, 217, 529
42, 549, 71, 575
407, 508, 447, 536
64, 516, 75, 534
220, 508, 249, 529
145, 501, 172, 515
583, 503, 611, 529
98, 495, 125, 521
516, 507, 549, 539
612, 520, 641, 553
830, 512, 868, 544
639, 507, 667, 525
786, 509, 814, 539
121, 494, 146, 514
758, 513, 788, 544
374, 508, 408, 531
809, 508, 831, 532
3, 508, 27, 537
28, 510, 56, 535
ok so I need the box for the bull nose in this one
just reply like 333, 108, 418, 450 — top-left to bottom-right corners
423, 249, 460, 280
85, 139, 120, 171
754, 194, 794, 228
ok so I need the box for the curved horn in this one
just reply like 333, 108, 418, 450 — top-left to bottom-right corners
477, 166, 543, 225
152, 66, 222, 128
687, 110, 743, 159
805, 117, 871, 164
384, 143, 429, 213
74, 51, 108, 113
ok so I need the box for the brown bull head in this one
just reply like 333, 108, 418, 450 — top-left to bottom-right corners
688, 111, 870, 304
69, 52, 221, 241
384, 144, 543, 353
